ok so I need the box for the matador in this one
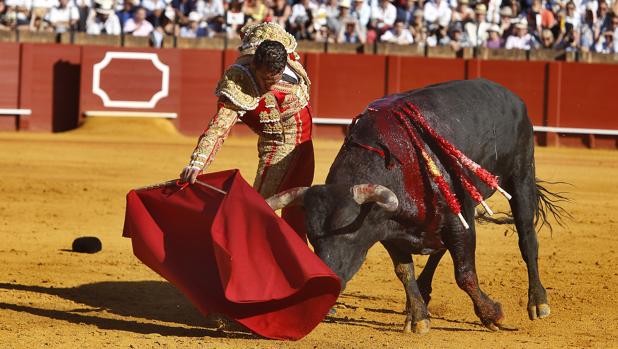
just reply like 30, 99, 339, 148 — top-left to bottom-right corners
180, 22, 313, 238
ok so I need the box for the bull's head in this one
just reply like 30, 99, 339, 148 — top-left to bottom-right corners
267, 184, 399, 290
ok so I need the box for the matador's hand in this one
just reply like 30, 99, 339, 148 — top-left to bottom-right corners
179, 166, 201, 184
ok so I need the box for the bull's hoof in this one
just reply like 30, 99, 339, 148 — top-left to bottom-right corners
528, 303, 551, 320
485, 323, 500, 332
403, 319, 430, 334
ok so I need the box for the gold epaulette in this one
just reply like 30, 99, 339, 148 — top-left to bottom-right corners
214, 64, 260, 111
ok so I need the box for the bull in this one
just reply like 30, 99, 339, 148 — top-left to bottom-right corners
267, 79, 567, 334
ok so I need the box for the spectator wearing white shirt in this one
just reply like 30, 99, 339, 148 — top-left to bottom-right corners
30, 0, 57, 30
179, 10, 207, 37
5, 0, 31, 27
465, 3, 492, 46
595, 30, 616, 52
350, 0, 370, 28
505, 19, 536, 49
564, 1, 580, 31
337, 16, 366, 43
371, 0, 397, 32
288, 0, 316, 39
123, 6, 153, 35
195, 0, 223, 32
86, 0, 121, 34
380, 20, 414, 44
423, 0, 451, 29
45, 0, 79, 32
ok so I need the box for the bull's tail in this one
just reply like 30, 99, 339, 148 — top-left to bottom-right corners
476, 179, 571, 232
534, 179, 571, 232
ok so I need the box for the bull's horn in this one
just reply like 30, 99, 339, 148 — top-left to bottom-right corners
351, 184, 399, 212
266, 187, 309, 211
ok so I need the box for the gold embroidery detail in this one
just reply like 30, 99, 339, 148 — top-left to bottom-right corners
190, 106, 239, 170
215, 65, 260, 111
239, 22, 297, 55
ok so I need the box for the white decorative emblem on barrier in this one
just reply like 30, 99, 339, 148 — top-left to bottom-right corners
92, 51, 170, 109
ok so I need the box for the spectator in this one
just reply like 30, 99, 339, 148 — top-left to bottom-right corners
269, 0, 290, 28
337, 16, 365, 42
564, 1, 580, 31
179, 10, 207, 37
486, 0, 502, 24
4, 0, 31, 29
465, 3, 491, 47
116, 0, 136, 27
594, 30, 616, 52
423, 0, 451, 29
288, 0, 315, 40
371, 0, 397, 34
0, 0, 10, 29
142, 0, 167, 14
579, 6, 597, 52
315, 23, 335, 42
242, 0, 267, 23
505, 19, 536, 49
396, 0, 417, 25
449, 23, 471, 50
409, 8, 425, 42
328, 0, 352, 34
124, 6, 154, 35
45, 0, 79, 32
226, 0, 244, 37
74, 0, 90, 32
426, 24, 450, 46
451, 0, 473, 26
597, 0, 610, 32
172, 0, 195, 25
86, 0, 121, 34
499, 6, 514, 39
539, 27, 555, 48
30, 0, 56, 31
528, 0, 555, 37
350, 0, 370, 29
485, 23, 503, 48
195, 0, 223, 33
380, 19, 414, 44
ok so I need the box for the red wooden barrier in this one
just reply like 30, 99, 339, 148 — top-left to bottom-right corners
305, 53, 387, 119
19, 43, 82, 132
80, 46, 181, 117
467, 59, 547, 126
177, 49, 223, 135
0, 42, 21, 131
387, 56, 466, 95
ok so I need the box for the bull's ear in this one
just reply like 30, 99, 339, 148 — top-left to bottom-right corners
266, 187, 309, 211
350, 184, 399, 212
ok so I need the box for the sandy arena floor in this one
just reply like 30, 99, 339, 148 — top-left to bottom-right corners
0, 118, 616, 349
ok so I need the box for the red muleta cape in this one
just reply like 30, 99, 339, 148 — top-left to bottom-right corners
122, 169, 341, 340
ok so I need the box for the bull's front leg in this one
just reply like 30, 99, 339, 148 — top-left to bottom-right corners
382, 241, 430, 334
444, 212, 505, 331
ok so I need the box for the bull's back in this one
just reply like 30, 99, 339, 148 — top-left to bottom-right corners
368, 79, 533, 176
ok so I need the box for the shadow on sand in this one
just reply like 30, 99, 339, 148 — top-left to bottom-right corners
0, 281, 256, 339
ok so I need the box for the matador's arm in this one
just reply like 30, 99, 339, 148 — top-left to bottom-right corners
186, 99, 241, 173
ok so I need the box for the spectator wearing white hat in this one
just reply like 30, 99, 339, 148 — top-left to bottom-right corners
123, 6, 153, 35
505, 19, 536, 49
86, 0, 121, 34
327, 0, 352, 34
45, 0, 79, 32
423, 0, 451, 29
499, 6, 513, 39
465, 3, 491, 46
179, 10, 207, 37
380, 19, 414, 44
485, 23, 503, 48
337, 15, 366, 43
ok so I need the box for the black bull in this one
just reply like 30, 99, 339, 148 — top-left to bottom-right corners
267, 79, 566, 334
